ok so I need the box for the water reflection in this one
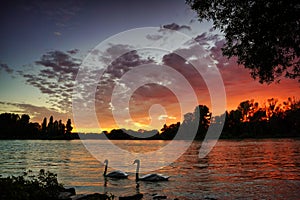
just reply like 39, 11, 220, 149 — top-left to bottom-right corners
206, 139, 300, 182
0, 139, 300, 199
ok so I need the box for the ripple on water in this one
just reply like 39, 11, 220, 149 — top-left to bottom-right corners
1, 139, 300, 199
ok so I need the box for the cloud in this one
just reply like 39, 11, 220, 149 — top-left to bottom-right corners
161, 50, 211, 107
54, 31, 62, 36
189, 18, 197, 24
10, 27, 298, 131
89, 36, 240, 129
93, 46, 156, 124
0, 63, 14, 74
146, 34, 163, 41
162, 23, 191, 31
165, 30, 300, 112
72, 43, 205, 130
193, 32, 209, 45
67, 49, 79, 54
35, 50, 79, 76
65, 44, 162, 130
91, 41, 220, 129
182, 31, 236, 69
19, 50, 80, 113
0, 101, 71, 123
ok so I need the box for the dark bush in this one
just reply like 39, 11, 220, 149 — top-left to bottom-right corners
0, 169, 64, 200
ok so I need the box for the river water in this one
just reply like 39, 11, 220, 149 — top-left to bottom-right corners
1, 139, 300, 199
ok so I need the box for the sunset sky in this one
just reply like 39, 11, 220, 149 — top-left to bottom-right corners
0, 0, 299, 133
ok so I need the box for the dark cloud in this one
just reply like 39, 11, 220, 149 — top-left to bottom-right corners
161, 51, 209, 97
35, 50, 80, 76
99, 44, 134, 63
15, 29, 232, 124
162, 23, 191, 31
193, 32, 209, 46
191, 32, 221, 48
40, 87, 56, 94
0, 101, 71, 123
185, 32, 236, 69
39, 69, 57, 78
84, 45, 158, 128
10, 29, 236, 128
95, 44, 155, 81
67, 49, 79, 54
189, 18, 196, 24
160, 30, 282, 109
105, 50, 153, 78
20, 50, 80, 112
0, 62, 14, 74
209, 38, 238, 69
146, 34, 163, 41
95, 46, 155, 103
54, 31, 62, 36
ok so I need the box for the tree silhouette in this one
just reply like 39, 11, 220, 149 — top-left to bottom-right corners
237, 100, 258, 122
160, 122, 180, 140
66, 119, 73, 135
0, 113, 39, 139
41, 117, 47, 134
53, 120, 59, 136
0, 113, 77, 139
58, 120, 65, 136
187, 0, 300, 83
20, 114, 30, 125
0, 97, 299, 140
47, 116, 54, 135
266, 98, 280, 119
194, 105, 211, 139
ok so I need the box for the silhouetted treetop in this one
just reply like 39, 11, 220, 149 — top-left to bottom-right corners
187, 0, 300, 83
66, 119, 73, 135
0, 113, 76, 140
0, 97, 299, 140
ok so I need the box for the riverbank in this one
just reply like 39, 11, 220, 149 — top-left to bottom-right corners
0, 170, 180, 200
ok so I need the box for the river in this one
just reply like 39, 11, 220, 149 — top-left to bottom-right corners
1, 139, 300, 199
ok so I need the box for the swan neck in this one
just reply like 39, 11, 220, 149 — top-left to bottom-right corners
135, 161, 140, 181
103, 162, 108, 176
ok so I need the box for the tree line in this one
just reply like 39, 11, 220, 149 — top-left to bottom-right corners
101, 97, 300, 140
161, 97, 300, 139
0, 97, 299, 140
0, 114, 78, 139
220, 97, 300, 138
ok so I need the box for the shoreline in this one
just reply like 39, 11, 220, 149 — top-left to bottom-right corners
0, 136, 299, 140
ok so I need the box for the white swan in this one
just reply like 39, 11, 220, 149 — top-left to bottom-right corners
133, 159, 169, 181
103, 159, 128, 178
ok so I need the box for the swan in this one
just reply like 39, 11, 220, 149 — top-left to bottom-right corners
133, 159, 169, 181
103, 159, 128, 178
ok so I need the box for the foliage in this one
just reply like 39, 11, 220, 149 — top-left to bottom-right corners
0, 113, 77, 140
0, 97, 299, 140
160, 122, 180, 140
0, 170, 116, 200
221, 97, 300, 138
66, 119, 73, 135
0, 169, 64, 200
162, 97, 300, 139
187, 0, 300, 83
0, 113, 40, 139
